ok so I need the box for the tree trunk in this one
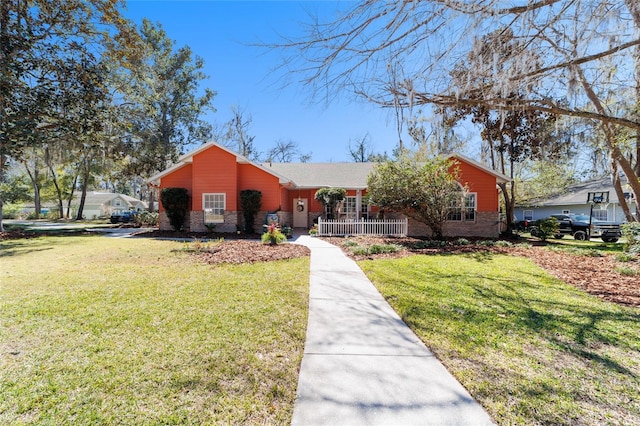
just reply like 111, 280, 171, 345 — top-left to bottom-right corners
148, 186, 156, 212
576, 65, 640, 208
23, 161, 41, 219
610, 159, 635, 222
75, 158, 91, 220
66, 173, 78, 218
0, 155, 4, 232
44, 146, 65, 218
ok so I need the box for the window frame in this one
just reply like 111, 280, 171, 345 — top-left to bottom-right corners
447, 193, 477, 222
592, 209, 608, 221
203, 193, 226, 224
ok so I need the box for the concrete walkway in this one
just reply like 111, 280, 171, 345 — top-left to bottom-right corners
291, 235, 493, 426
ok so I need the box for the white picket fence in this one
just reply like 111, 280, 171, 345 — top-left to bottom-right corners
317, 217, 408, 237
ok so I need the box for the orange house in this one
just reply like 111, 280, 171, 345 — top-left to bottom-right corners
148, 142, 510, 237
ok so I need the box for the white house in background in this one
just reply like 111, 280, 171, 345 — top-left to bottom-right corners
71, 192, 148, 219
514, 176, 638, 223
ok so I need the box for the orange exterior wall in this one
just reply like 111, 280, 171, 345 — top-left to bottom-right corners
158, 164, 193, 212
191, 146, 238, 210
238, 164, 283, 211
451, 159, 498, 212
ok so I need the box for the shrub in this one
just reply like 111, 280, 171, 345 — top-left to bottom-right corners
343, 240, 360, 248
532, 217, 559, 241
161, 188, 190, 231
1, 203, 25, 219
351, 246, 369, 256
622, 222, 640, 256
453, 238, 470, 246
136, 211, 159, 227
495, 240, 513, 247
261, 224, 287, 245
615, 265, 639, 276
615, 253, 636, 263
368, 244, 401, 254
240, 189, 262, 233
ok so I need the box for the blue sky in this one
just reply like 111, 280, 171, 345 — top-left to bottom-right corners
124, 1, 402, 162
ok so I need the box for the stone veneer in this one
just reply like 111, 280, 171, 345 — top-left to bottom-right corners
384, 211, 500, 238
159, 211, 191, 232
238, 210, 294, 234
159, 209, 500, 238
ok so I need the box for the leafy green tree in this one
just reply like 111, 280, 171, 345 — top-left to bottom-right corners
0, 0, 138, 231
0, 171, 31, 204
120, 19, 216, 211
367, 156, 464, 239
314, 187, 346, 220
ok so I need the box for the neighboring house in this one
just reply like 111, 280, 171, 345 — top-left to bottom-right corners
514, 176, 638, 223
148, 142, 511, 238
71, 192, 148, 219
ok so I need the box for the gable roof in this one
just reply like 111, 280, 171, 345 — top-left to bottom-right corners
147, 141, 292, 185
262, 162, 376, 189
263, 155, 510, 188
148, 141, 511, 188
451, 154, 511, 184
521, 175, 632, 207
73, 192, 147, 208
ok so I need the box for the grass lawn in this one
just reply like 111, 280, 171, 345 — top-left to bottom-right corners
360, 253, 640, 425
1, 236, 309, 424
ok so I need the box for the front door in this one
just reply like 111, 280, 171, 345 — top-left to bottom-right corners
293, 198, 308, 228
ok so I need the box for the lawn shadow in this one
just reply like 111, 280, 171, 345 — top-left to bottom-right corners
0, 234, 94, 258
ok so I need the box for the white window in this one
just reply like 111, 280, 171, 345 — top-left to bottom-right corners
592, 209, 608, 221
114, 198, 122, 207
524, 210, 533, 221
464, 193, 476, 221
203, 193, 225, 224
448, 193, 476, 222
343, 197, 357, 216
342, 196, 370, 219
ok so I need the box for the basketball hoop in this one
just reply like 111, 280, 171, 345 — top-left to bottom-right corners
587, 191, 610, 204
599, 202, 609, 211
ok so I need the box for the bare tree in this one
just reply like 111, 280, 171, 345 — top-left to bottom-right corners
223, 105, 259, 161
347, 133, 373, 162
264, 139, 311, 163
277, 1, 640, 215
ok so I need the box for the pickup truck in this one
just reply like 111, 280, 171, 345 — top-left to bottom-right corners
548, 213, 621, 242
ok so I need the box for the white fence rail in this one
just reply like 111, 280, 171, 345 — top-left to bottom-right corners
317, 218, 408, 237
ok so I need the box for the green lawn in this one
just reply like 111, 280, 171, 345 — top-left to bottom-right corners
1, 236, 309, 424
360, 253, 640, 425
